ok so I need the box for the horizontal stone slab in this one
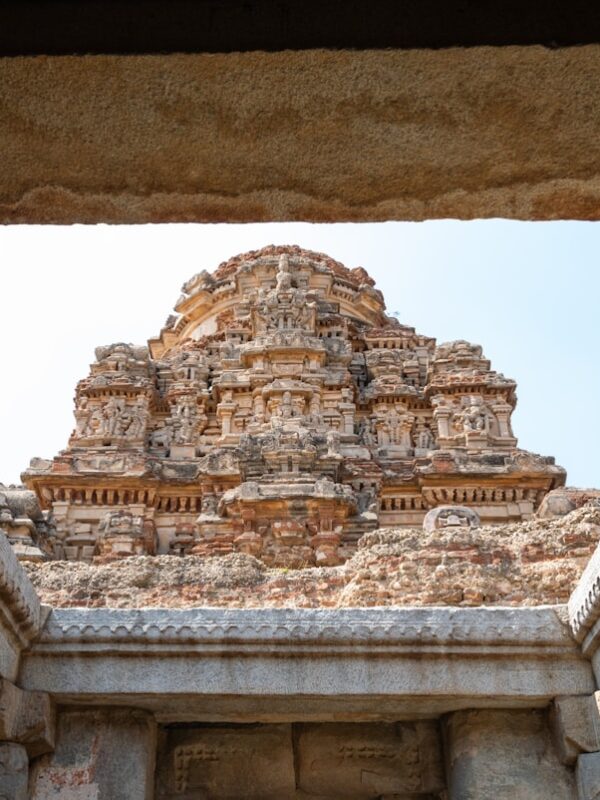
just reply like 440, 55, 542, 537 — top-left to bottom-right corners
20, 606, 594, 720
1, 47, 600, 223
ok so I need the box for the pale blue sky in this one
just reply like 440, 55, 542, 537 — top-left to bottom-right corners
1, 221, 598, 488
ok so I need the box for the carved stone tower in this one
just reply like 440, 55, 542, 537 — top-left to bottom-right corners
19, 245, 565, 565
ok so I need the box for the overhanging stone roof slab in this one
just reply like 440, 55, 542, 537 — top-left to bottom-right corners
2, 47, 600, 224
20, 606, 593, 721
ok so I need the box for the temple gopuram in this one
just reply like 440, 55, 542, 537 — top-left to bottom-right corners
14, 244, 564, 566
4, 246, 600, 800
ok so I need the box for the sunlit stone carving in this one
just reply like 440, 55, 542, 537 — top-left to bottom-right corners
19, 245, 565, 564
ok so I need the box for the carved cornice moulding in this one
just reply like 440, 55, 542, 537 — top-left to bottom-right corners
34, 605, 576, 655
0, 530, 42, 651
20, 605, 594, 715
569, 542, 600, 655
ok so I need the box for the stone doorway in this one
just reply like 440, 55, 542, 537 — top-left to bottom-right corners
155, 721, 446, 799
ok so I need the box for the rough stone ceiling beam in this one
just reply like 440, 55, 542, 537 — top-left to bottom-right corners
1, 0, 600, 54
2, 47, 599, 224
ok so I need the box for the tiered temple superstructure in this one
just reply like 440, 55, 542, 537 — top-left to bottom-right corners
17, 245, 565, 565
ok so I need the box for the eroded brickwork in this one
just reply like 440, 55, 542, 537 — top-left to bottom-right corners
23, 501, 599, 609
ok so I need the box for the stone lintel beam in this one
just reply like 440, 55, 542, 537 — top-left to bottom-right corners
1, 47, 600, 225
0, 531, 44, 682
0, 743, 28, 800
19, 606, 593, 721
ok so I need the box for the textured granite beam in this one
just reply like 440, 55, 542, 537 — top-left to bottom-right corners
1, 47, 599, 224
19, 606, 593, 721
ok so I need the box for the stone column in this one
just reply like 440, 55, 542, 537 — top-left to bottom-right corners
492, 401, 513, 439
433, 402, 452, 442
445, 709, 577, 800
0, 678, 54, 800
577, 753, 600, 799
30, 709, 156, 800
0, 743, 28, 800
551, 694, 600, 800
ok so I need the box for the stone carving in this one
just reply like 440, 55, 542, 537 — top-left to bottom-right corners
37, 606, 573, 647
19, 245, 564, 565
459, 399, 491, 433
295, 722, 444, 798
423, 505, 481, 533
0, 486, 54, 562
161, 725, 295, 799
95, 511, 157, 561
156, 720, 443, 800
75, 396, 150, 442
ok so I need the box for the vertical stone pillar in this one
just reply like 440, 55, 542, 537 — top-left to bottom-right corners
445, 709, 577, 800
0, 743, 28, 800
433, 402, 452, 442
577, 753, 600, 799
492, 401, 513, 439
30, 709, 156, 800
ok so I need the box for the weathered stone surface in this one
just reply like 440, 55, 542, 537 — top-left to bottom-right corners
156, 724, 295, 799
1, 48, 600, 223
446, 709, 577, 799
0, 530, 43, 681
0, 678, 54, 757
295, 722, 444, 797
552, 694, 600, 765
30, 709, 156, 800
156, 721, 444, 799
538, 488, 600, 519
0, 743, 28, 800
577, 753, 600, 800
23, 503, 600, 608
